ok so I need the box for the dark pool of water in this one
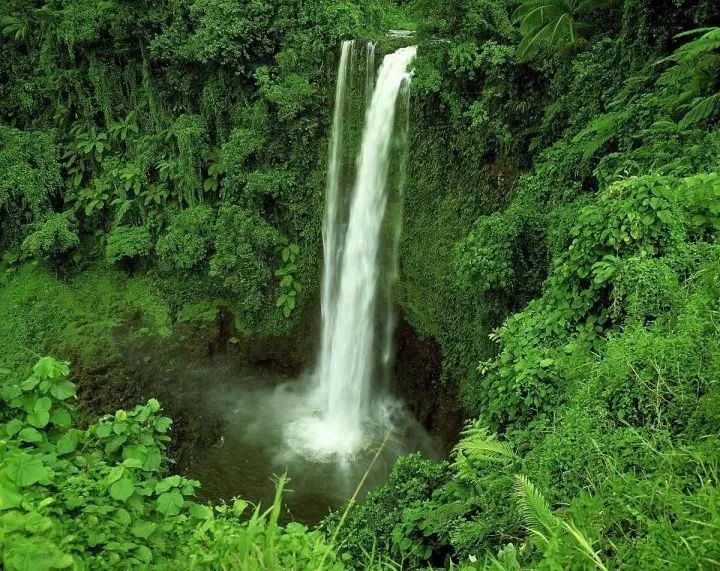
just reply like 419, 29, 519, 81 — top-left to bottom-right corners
177, 359, 442, 525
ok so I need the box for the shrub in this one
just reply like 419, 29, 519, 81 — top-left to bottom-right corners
0, 356, 347, 570
473, 174, 694, 430
156, 206, 215, 272
0, 126, 61, 249
105, 226, 151, 266
209, 206, 282, 313
21, 212, 79, 262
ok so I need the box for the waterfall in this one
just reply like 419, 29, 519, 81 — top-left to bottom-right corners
286, 44, 417, 462
319, 40, 353, 369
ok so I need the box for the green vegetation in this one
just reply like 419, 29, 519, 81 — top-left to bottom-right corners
0, 357, 348, 569
2, 0, 720, 568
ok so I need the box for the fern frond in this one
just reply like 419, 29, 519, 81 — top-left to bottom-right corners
675, 27, 719, 39
458, 437, 518, 462
513, 474, 559, 537
572, 114, 618, 159
658, 63, 695, 86
671, 28, 720, 63
457, 422, 518, 460
680, 93, 720, 128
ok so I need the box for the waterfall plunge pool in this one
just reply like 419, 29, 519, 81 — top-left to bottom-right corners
176, 355, 442, 525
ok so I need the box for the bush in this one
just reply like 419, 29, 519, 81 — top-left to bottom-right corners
21, 212, 79, 262
0, 356, 347, 570
209, 206, 282, 314
471, 174, 703, 430
324, 453, 451, 565
105, 226, 151, 266
0, 126, 61, 250
156, 206, 215, 272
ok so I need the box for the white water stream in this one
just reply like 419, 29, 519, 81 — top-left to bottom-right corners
285, 44, 417, 461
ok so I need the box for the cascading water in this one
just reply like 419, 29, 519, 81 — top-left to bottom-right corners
286, 44, 418, 461
187, 43, 439, 521
319, 40, 353, 358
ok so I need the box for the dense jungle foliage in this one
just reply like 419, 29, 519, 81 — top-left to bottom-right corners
2, 0, 720, 569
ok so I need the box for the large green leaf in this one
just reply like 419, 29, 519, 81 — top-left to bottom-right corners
33, 357, 69, 380
122, 444, 148, 462
50, 408, 72, 428
143, 449, 162, 472
27, 409, 50, 429
95, 422, 113, 438
131, 521, 157, 539
5, 418, 24, 437
0, 478, 22, 510
156, 491, 184, 516
50, 380, 75, 400
110, 478, 135, 502
7, 454, 50, 487
20, 375, 40, 392
153, 417, 172, 433
18, 427, 43, 443
56, 432, 79, 455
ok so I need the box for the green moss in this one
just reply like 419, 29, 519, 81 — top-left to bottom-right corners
0, 264, 172, 368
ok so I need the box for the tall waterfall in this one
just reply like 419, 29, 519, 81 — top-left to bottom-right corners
286, 43, 417, 461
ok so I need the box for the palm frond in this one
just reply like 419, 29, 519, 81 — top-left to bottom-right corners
513, 0, 612, 61
512, 1, 561, 24
519, 5, 563, 34
549, 13, 575, 46
517, 20, 554, 61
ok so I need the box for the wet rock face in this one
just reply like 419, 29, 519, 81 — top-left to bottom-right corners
392, 317, 464, 447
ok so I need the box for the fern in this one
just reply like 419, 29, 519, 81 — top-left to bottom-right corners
453, 421, 518, 468
665, 27, 720, 63
572, 114, 619, 160
681, 92, 720, 128
513, 474, 559, 537
660, 28, 720, 128
513, 475, 609, 569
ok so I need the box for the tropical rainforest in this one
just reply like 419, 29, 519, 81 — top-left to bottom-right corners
2, 0, 720, 569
